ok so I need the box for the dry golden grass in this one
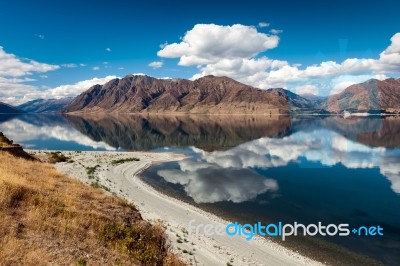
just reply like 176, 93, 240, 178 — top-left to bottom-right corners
0, 151, 185, 266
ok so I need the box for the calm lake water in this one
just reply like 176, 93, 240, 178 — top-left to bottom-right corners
0, 113, 399, 265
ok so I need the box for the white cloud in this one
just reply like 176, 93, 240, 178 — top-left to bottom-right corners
0, 46, 60, 104
294, 84, 318, 95
158, 24, 400, 95
158, 24, 279, 66
41, 75, 118, 99
92, 66, 100, 71
105, 47, 111, 52
148, 61, 163, 69
0, 46, 59, 77
330, 81, 357, 95
270, 29, 283, 34
258, 22, 270, 28
0, 75, 117, 105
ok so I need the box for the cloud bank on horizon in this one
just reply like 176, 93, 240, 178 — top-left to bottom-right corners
0, 23, 399, 105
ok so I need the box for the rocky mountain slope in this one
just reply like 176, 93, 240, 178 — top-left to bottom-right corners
64, 75, 290, 114
327, 78, 400, 113
18, 97, 73, 113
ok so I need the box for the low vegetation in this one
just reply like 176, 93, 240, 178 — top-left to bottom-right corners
0, 150, 185, 265
86, 164, 100, 179
111, 157, 140, 165
48, 151, 69, 163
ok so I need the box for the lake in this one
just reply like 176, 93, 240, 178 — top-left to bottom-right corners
0, 113, 399, 265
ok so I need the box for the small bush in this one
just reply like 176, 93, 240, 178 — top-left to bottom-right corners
49, 152, 69, 163
111, 158, 140, 165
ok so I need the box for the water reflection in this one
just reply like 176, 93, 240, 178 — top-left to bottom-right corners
0, 114, 115, 150
158, 164, 278, 203
156, 127, 400, 201
64, 114, 291, 151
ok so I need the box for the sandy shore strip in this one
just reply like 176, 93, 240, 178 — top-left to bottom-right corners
30, 150, 323, 266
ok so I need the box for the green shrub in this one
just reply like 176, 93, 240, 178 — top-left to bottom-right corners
111, 158, 140, 165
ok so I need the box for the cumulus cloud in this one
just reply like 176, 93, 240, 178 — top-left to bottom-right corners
158, 24, 279, 66
105, 47, 111, 52
0, 46, 60, 104
158, 24, 400, 95
92, 66, 100, 71
148, 61, 163, 69
40, 75, 118, 99
330, 81, 357, 95
0, 46, 116, 104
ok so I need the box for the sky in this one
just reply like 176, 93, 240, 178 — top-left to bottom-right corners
0, 0, 399, 104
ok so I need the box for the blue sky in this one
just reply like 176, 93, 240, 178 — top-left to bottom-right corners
0, 0, 399, 104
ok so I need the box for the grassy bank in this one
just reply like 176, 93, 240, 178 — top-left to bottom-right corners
0, 149, 184, 265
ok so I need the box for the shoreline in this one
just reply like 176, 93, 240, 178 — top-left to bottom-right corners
31, 150, 323, 266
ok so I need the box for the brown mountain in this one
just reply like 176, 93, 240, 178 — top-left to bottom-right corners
0, 102, 23, 114
64, 75, 290, 114
327, 78, 400, 113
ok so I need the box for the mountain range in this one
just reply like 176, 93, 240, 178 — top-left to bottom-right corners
1, 75, 399, 115
18, 97, 73, 113
0, 102, 23, 114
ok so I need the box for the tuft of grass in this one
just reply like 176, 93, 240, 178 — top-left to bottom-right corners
86, 165, 100, 179
49, 151, 69, 163
111, 157, 140, 165
77, 257, 87, 266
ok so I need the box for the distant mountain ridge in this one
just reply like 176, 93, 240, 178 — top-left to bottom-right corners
266, 88, 314, 109
327, 78, 400, 113
18, 97, 73, 113
0, 102, 23, 114
64, 75, 291, 114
